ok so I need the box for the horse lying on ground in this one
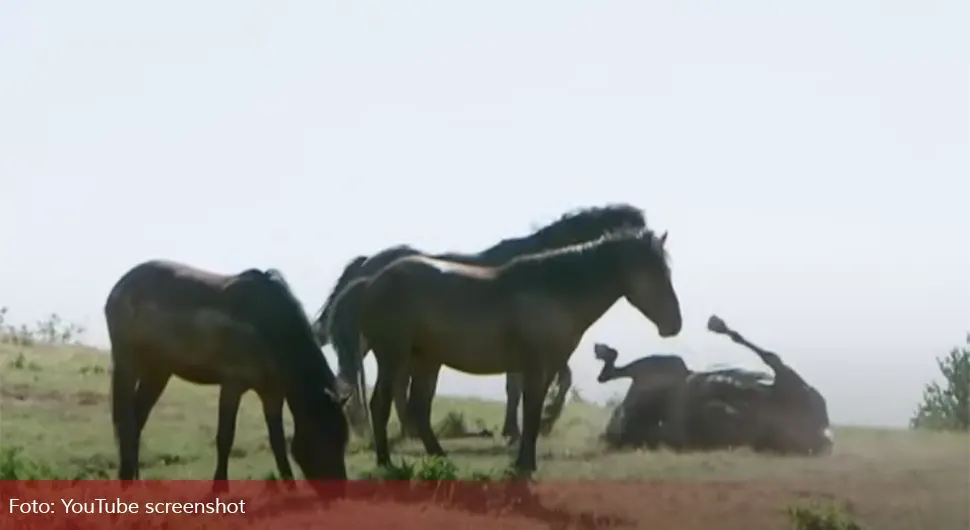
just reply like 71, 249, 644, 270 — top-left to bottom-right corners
596, 315, 832, 456
104, 260, 349, 491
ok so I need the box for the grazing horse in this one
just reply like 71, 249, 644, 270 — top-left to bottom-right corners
328, 226, 681, 472
311, 204, 647, 440
104, 260, 349, 488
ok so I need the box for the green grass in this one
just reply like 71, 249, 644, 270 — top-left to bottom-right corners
1, 342, 967, 529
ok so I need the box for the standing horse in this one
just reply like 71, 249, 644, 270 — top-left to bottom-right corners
104, 260, 349, 489
327, 226, 681, 472
311, 204, 647, 440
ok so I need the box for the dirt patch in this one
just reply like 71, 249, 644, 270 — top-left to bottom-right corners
75, 390, 106, 406
1, 382, 64, 402
530, 477, 969, 530
0, 383, 106, 406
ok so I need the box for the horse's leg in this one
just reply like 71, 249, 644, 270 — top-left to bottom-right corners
502, 373, 522, 443
393, 371, 417, 439
132, 370, 170, 458
212, 384, 246, 491
110, 349, 140, 481
407, 359, 446, 457
514, 364, 553, 474
370, 351, 401, 467
256, 389, 295, 484
539, 365, 572, 435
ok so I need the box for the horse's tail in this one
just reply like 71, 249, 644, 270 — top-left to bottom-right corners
539, 364, 573, 435
325, 276, 372, 436
103, 268, 140, 472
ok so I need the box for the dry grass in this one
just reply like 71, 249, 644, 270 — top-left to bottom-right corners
2, 342, 967, 529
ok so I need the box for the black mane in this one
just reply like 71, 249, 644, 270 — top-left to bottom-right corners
496, 227, 670, 290
476, 203, 646, 261
312, 256, 368, 325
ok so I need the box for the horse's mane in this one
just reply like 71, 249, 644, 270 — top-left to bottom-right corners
312, 256, 368, 323
481, 204, 646, 257
702, 368, 775, 389
497, 226, 670, 284
260, 267, 340, 385
262, 268, 315, 330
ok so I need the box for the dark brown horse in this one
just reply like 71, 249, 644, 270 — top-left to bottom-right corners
327, 226, 681, 472
104, 260, 349, 489
311, 204, 648, 440
703, 315, 833, 455
596, 316, 833, 456
594, 343, 690, 449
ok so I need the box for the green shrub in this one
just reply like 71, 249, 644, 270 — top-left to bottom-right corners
0, 447, 59, 480
911, 334, 970, 432
788, 502, 862, 530
0, 307, 88, 346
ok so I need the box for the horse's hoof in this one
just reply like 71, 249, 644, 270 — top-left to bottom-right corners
511, 462, 536, 478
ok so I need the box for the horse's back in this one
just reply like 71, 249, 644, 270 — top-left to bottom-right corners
359, 255, 513, 373
104, 260, 261, 353
365, 255, 498, 307
106, 260, 237, 313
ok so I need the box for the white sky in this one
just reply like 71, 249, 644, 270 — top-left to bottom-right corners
1, 0, 967, 427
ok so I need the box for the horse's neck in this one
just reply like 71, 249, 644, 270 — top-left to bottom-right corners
434, 250, 486, 265
476, 235, 576, 265
369, 246, 422, 272
570, 287, 625, 336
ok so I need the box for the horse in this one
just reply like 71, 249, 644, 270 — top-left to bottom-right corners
327, 226, 681, 473
104, 260, 350, 490
702, 314, 833, 455
311, 204, 648, 440
595, 317, 833, 456
593, 343, 690, 449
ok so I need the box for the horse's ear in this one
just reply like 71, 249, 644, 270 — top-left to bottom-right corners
658, 231, 668, 246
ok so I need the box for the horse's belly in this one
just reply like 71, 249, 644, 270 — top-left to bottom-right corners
416, 322, 513, 375
441, 352, 512, 375
129, 309, 268, 387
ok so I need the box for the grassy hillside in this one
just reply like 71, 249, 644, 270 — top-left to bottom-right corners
1, 342, 968, 529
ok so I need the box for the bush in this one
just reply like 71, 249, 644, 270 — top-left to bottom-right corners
0, 447, 58, 480
910, 334, 970, 432
788, 502, 862, 530
0, 307, 87, 346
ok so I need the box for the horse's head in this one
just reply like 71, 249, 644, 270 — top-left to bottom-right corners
615, 229, 682, 338
237, 270, 352, 484
290, 391, 350, 489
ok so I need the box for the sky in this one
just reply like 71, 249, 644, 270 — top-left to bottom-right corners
1, 0, 967, 428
